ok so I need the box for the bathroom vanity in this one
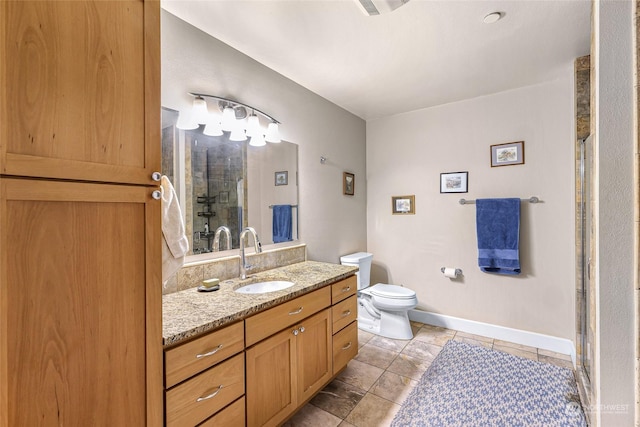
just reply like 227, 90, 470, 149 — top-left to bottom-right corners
162, 261, 358, 426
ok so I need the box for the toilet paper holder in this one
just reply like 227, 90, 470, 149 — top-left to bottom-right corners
440, 267, 462, 277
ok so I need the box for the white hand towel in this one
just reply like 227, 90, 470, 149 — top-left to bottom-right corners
161, 175, 189, 284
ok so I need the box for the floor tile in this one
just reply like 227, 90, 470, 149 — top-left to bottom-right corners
282, 403, 342, 427
493, 344, 538, 361
401, 339, 443, 361
310, 379, 366, 419
358, 329, 375, 348
538, 348, 572, 361
539, 354, 574, 370
453, 335, 493, 349
344, 393, 401, 427
454, 330, 494, 343
368, 334, 410, 352
339, 421, 357, 427
370, 371, 418, 405
355, 343, 399, 370
494, 339, 537, 354
386, 353, 431, 381
413, 325, 456, 346
336, 358, 385, 391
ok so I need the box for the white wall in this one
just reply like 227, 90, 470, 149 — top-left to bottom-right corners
161, 11, 367, 262
593, 1, 635, 424
367, 69, 576, 341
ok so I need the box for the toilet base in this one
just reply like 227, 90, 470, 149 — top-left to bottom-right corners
357, 309, 414, 340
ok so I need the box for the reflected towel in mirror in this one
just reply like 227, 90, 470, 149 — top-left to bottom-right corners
272, 204, 292, 243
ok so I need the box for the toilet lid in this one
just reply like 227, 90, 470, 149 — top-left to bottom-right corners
370, 284, 416, 299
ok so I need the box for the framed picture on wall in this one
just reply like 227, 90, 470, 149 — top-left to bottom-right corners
440, 171, 468, 193
491, 141, 525, 167
275, 171, 288, 186
343, 172, 355, 195
392, 195, 415, 215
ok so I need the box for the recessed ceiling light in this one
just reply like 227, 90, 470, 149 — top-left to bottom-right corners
483, 12, 504, 24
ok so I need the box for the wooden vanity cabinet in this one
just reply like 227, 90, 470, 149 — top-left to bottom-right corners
330, 276, 359, 374
164, 322, 246, 426
245, 287, 332, 427
0, 0, 162, 425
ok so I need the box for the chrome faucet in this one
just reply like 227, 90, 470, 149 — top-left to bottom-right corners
239, 227, 262, 279
212, 226, 232, 252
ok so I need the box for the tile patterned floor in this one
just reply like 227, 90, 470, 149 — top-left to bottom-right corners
282, 321, 574, 427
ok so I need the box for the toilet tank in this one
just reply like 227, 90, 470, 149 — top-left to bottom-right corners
340, 252, 373, 290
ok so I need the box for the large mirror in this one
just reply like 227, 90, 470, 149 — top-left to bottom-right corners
162, 108, 299, 257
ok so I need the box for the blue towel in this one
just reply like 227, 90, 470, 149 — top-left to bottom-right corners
272, 205, 292, 243
476, 198, 521, 275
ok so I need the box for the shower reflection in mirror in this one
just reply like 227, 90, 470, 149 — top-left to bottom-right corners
161, 107, 298, 257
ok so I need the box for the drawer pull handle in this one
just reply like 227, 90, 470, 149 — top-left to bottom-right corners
299, 326, 305, 333
196, 385, 223, 402
341, 342, 353, 350
342, 286, 351, 292
292, 329, 299, 336
288, 306, 303, 315
196, 344, 223, 359
341, 310, 352, 317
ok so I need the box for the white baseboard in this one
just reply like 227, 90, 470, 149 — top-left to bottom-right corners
409, 309, 576, 367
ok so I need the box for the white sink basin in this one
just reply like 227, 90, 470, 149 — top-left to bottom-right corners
235, 280, 295, 294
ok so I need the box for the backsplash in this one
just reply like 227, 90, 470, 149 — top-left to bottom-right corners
163, 244, 307, 294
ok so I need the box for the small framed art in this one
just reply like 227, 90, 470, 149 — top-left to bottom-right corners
343, 172, 355, 195
275, 171, 288, 186
440, 171, 468, 193
491, 141, 525, 167
392, 195, 415, 215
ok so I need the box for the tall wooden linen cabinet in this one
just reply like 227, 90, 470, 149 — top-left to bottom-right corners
0, 1, 163, 425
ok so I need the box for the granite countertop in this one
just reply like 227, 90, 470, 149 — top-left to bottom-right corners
162, 260, 358, 347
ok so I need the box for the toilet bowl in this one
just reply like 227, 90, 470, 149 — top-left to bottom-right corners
340, 252, 418, 340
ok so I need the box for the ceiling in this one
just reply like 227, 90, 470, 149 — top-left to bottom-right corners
161, 0, 591, 121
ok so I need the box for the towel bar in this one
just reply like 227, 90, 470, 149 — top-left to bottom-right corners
459, 196, 539, 205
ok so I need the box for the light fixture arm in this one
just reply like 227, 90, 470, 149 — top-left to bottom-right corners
188, 92, 281, 124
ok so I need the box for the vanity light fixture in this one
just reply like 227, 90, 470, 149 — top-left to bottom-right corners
176, 93, 282, 146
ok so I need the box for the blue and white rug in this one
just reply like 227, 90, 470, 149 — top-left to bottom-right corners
391, 340, 587, 427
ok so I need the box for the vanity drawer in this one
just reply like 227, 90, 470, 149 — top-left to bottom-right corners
165, 322, 244, 388
333, 321, 358, 375
331, 275, 357, 304
199, 396, 245, 427
245, 286, 331, 347
332, 295, 357, 334
165, 353, 245, 427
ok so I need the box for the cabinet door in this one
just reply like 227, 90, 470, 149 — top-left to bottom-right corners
0, 178, 162, 426
245, 327, 297, 427
296, 309, 332, 403
0, 0, 160, 185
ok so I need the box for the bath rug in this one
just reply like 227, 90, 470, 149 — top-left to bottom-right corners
391, 340, 586, 427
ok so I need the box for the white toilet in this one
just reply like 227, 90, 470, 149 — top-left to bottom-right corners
340, 252, 418, 340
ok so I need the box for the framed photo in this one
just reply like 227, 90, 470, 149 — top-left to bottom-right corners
275, 171, 288, 186
343, 172, 355, 196
491, 141, 525, 167
392, 195, 415, 215
440, 171, 468, 194
219, 191, 229, 203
